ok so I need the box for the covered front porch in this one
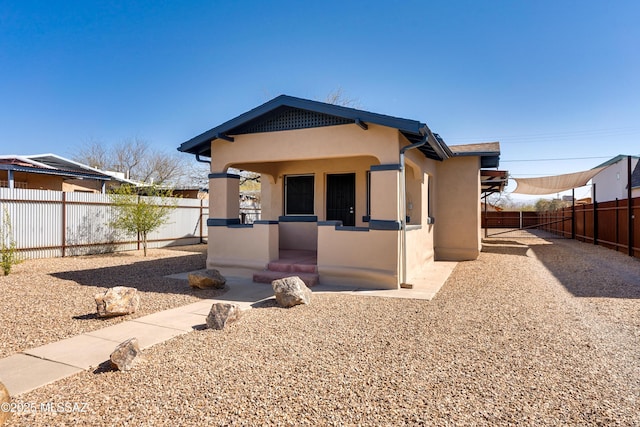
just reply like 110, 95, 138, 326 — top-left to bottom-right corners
206, 166, 407, 289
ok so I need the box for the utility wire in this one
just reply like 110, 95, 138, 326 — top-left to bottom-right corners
445, 126, 640, 144
501, 155, 613, 163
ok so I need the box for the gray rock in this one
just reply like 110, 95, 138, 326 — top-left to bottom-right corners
188, 269, 226, 289
206, 303, 242, 330
0, 381, 11, 426
110, 337, 140, 371
272, 276, 312, 308
94, 286, 140, 318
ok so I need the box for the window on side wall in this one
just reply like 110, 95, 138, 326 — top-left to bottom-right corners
285, 174, 314, 215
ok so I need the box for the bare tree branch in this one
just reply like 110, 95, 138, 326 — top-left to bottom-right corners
76, 138, 110, 170
324, 87, 361, 108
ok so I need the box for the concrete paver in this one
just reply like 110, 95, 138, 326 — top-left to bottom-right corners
24, 335, 122, 370
85, 321, 188, 350
0, 354, 82, 396
133, 306, 208, 332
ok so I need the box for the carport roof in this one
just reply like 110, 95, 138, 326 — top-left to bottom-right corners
177, 95, 453, 161
0, 154, 114, 181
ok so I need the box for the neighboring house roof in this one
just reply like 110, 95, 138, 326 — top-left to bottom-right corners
592, 154, 639, 169
449, 142, 501, 168
0, 153, 136, 184
178, 95, 456, 161
592, 154, 640, 190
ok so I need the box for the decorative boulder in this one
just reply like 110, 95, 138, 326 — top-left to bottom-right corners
110, 338, 140, 371
206, 303, 242, 330
188, 269, 226, 289
94, 286, 140, 318
0, 381, 11, 425
272, 276, 312, 308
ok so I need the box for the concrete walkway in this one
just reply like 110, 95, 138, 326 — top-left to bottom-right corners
0, 262, 455, 397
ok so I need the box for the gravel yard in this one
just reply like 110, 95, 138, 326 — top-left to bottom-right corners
0, 244, 222, 359
3, 233, 640, 426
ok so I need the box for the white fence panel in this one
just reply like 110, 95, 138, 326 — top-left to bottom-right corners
146, 196, 205, 249
0, 188, 208, 259
0, 188, 64, 258
64, 192, 120, 256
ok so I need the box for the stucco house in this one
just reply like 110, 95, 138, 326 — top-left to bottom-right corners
591, 155, 640, 202
178, 95, 501, 289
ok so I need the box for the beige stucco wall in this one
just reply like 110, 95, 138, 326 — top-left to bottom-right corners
403, 147, 438, 283
434, 156, 481, 260
212, 123, 400, 173
318, 226, 399, 288
254, 156, 377, 225
207, 223, 279, 270
7, 172, 64, 190
209, 175, 240, 219
62, 178, 104, 193
279, 222, 317, 251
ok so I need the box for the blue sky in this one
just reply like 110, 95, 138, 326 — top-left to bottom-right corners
1, 1, 638, 201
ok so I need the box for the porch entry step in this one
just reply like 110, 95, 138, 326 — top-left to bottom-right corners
253, 270, 319, 287
253, 249, 319, 287
267, 260, 317, 274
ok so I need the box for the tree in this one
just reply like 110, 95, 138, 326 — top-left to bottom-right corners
108, 185, 178, 256
75, 138, 187, 186
535, 198, 570, 212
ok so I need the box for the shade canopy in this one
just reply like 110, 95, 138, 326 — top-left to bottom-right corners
512, 167, 605, 195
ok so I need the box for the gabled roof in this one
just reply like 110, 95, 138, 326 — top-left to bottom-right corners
449, 142, 501, 168
177, 95, 452, 161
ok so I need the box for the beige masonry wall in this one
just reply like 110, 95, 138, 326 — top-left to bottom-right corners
434, 156, 481, 260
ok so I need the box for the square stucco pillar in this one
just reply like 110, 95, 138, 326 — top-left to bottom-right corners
369, 164, 402, 230
208, 172, 240, 224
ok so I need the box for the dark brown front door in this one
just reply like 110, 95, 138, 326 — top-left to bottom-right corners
326, 173, 355, 227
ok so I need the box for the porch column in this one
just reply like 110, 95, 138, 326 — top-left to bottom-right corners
207, 172, 240, 226
368, 164, 402, 230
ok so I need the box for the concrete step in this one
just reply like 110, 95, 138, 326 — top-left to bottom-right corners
266, 260, 318, 274
253, 270, 319, 287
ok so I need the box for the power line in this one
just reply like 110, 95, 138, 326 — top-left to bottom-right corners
501, 155, 613, 163
445, 126, 640, 144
